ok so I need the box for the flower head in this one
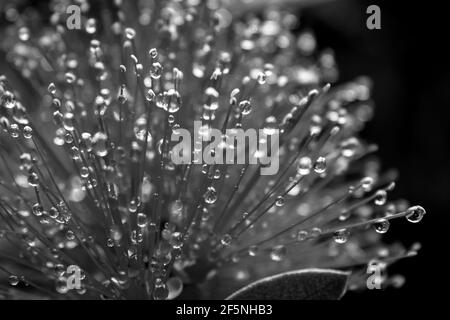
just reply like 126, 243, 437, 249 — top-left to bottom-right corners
0, 0, 425, 299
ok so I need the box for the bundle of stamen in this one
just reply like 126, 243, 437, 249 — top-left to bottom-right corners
0, 0, 425, 300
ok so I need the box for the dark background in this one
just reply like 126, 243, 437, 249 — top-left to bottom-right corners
301, 0, 449, 300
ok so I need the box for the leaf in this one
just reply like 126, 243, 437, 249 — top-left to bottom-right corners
226, 268, 349, 300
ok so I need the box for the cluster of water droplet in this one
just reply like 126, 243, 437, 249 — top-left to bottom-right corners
0, 0, 426, 299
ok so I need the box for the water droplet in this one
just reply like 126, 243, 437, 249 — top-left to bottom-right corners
257, 72, 267, 85
9, 275, 19, 286
19, 153, 33, 171
18, 27, 30, 41
128, 197, 140, 213
239, 100, 251, 115
110, 225, 123, 242
92, 132, 108, 157
150, 62, 163, 79
374, 190, 387, 206
125, 27, 136, 40
65, 72, 76, 84
23, 126, 33, 139
263, 116, 278, 135
405, 205, 426, 223
313, 156, 327, 174
361, 177, 374, 192
275, 196, 285, 207
80, 166, 90, 178
66, 230, 75, 240
134, 117, 150, 141
270, 245, 286, 261
149, 48, 158, 59
77, 287, 87, 295
55, 277, 69, 294
107, 238, 114, 247
373, 219, 390, 234
48, 83, 56, 95
297, 230, 309, 241
28, 172, 39, 187
297, 157, 312, 175
137, 213, 148, 228
69, 146, 80, 160
145, 89, 156, 101
220, 234, 232, 246
156, 138, 164, 154
48, 207, 59, 219
203, 87, 219, 111
167, 89, 181, 113
85, 18, 97, 34
153, 279, 169, 300
9, 123, 20, 138
341, 137, 359, 158
169, 200, 183, 218
156, 92, 169, 110
333, 229, 350, 244
204, 186, 217, 204
310, 227, 322, 238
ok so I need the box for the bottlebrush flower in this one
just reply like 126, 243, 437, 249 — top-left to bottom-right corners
0, 0, 425, 300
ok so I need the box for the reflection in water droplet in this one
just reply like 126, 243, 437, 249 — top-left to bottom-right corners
333, 229, 349, 244
406, 206, 426, 223
153, 278, 169, 300
137, 213, 147, 227
239, 100, 251, 115
374, 190, 387, 206
373, 219, 390, 234
314, 156, 327, 174
150, 62, 163, 79
275, 196, 285, 207
204, 186, 217, 204
92, 132, 108, 157
9, 275, 19, 286
220, 234, 232, 246
297, 157, 312, 175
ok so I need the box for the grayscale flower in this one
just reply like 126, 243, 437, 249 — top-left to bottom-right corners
0, 0, 425, 300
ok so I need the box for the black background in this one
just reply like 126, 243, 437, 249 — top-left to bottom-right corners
302, 0, 448, 300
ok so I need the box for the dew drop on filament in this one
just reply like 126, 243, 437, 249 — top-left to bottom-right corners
239, 100, 251, 115
220, 234, 232, 246
374, 190, 387, 206
153, 279, 169, 300
248, 245, 259, 256
204, 186, 217, 204
92, 132, 109, 157
333, 229, 349, 244
373, 219, 390, 234
150, 62, 163, 79
313, 156, 327, 174
9, 275, 19, 286
275, 196, 285, 207
406, 206, 426, 223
